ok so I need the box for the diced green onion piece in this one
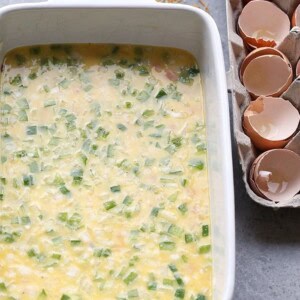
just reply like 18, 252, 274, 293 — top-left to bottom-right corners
202, 225, 209, 237
175, 288, 185, 299
136, 91, 150, 102
163, 278, 176, 286
150, 207, 160, 217
21, 216, 31, 225
123, 196, 133, 206
168, 264, 178, 273
10, 74, 22, 86
156, 89, 167, 99
70, 239, 81, 246
26, 126, 37, 135
94, 248, 112, 258
18, 110, 28, 122
28, 72, 37, 80
142, 109, 155, 118
44, 99, 56, 107
17, 98, 29, 109
159, 241, 175, 251
23, 175, 34, 186
184, 233, 193, 244
198, 245, 211, 254
147, 281, 157, 291
171, 136, 182, 148
104, 201, 117, 211
60, 185, 70, 195
128, 289, 139, 298
60, 295, 71, 300
178, 203, 188, 214
51, 253, 61, 260
168, 224, 183, 237
110, 185, 121, 193
124, 272, 138, 285
195, 294, 206, 300
188, 159, 204, 170
0, 282, 7, 291
125, 102, 132, 109
117, 123, 127, 131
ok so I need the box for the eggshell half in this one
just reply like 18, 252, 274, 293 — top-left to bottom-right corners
292, 4, 300, 27
238, 0, 290, 48
242, 55, 293, 97
240, 48, 293, 98
252, 149, 300, 202
243, 96, 300, 150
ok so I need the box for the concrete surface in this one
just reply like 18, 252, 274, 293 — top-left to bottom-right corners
0, 0, 299, 299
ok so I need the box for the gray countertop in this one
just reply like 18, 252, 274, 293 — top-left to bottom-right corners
1, 1, 299, 299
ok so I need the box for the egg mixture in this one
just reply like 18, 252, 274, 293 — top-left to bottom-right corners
0, 44, 211, 300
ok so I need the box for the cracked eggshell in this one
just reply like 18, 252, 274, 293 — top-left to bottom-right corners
238, 0, 290, 49
292, 4, 300, 27
243, 96, 300, 151
252, 149, 300, 202
240, 47, 293, 98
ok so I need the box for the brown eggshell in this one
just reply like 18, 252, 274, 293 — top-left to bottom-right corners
240, 48, 293, 98
253, 149, 300, 202
239, 47, 291, 82
238, 0, 290, 49
292, 4, 300, 27
243, 96, 300, 151
297, 59, 300, 77
249, 156, 266, 197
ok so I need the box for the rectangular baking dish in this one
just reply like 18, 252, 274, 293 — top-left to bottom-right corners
0, 1, 235, 299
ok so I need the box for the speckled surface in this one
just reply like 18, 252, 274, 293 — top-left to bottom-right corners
0, 1, 299, 299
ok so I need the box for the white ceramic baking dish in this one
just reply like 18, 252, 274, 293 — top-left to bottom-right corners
0, 1, 235, 299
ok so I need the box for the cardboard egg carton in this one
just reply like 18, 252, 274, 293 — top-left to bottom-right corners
226, 0, 300, 207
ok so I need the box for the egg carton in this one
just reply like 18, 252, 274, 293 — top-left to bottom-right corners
226, 0, 300, 207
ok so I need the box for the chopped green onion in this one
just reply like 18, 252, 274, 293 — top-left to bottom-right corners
168, 224, 183, 237
70, 239, 81, 246
150, 207, 160, 217
175, 288, 185, 299
23, 175, 34, 186
171, 136, 183, 148
94, 248, 112, 258
117, 124, 127, 131
124, 272, 138, 285
184, 233, 193, 244
147, 280, 157, 291
195, 294, 206, 300
156, 89, 167, 99
198, 245, 211, 254
60, 295, 71, 300
26, 125, 37, 135
10, 74, 22, 86
51, 253, 61, 260
59, 185, 70, 195
142, 109, 155, 118
178, 203, 188, 215
159, 241, 175, 251
96, 127, 110, 139
136, 91, 150, 102
202, 225, 209, 237
123, 196, 133, 206
0, 282, 7, 291
137, 65, 149, 76
44, 99, 56, 107
28, 72, 37, 80
128, 289, 139, 298
18, 110, 28, 122
17, 98, 29, 109
188, 158, 204, 170
163, 278, 176, 286
125, 102, 132, 109
110, 185, 121, 193
104, 200, 117, 211
21, 216, 31, 225
168, 264, 178, 273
